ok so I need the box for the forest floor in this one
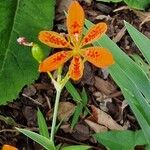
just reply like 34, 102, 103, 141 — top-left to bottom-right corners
0, 0, 150, 150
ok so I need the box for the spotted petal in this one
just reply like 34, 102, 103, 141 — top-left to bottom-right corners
39, 31, 69, 48
2, 145, 18, 150
67, 1, 84, 44
39, 51, 72, 72
81, 23, 107, 47
81, 47, 114, 68
69, 56, 84, 80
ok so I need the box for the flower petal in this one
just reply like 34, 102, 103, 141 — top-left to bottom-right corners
39, 31, 69, 48
81, 23, 107, 47
2, 145, 18, 150
69, 56, 84, 80
81, 47, 114, 68
39, 51, 72, 72
67, 1, 84, 43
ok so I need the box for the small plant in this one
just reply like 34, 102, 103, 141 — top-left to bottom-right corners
16, 1, 114, 149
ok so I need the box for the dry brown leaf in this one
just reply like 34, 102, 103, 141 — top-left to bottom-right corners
89, 105, 125, 130
94, 76, 116, 95
85, 119, 108, 133
72, 123, 90, 141
113, 27, 126, 43
46, 102, 75, 121
23, 85, 36, 97
58, 102, 75, 122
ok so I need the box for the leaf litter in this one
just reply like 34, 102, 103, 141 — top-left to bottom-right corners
0, 0, 150, 149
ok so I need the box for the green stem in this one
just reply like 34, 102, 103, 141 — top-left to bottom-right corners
50, 88, 62, 141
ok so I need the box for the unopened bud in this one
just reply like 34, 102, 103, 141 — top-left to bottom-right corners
31, 44, 45, 63
17, 37, 33, 47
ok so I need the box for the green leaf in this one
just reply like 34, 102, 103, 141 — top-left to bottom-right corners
61, 145, 91, 150
125, 21, 150, 64
37, 108, 49, 138
0, 0, 55, 104
81, 88, 88, 106
94, 130, 147, 150
71, 103, 83, 129
96, 0, 150, 10
16, 128, 56, 150
122, 89, 150, 144
85, 19, 150, 144
124, 0, 150, 10
85, 20, 150, 101
131, 55, 150, 78
65, 81, 82, 102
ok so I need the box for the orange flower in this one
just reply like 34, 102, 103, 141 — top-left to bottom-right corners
2, 145, 18, 150
39, 1, 114, 80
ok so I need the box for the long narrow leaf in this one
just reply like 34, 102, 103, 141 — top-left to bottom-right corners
37, 108, 49, 138
71, 103, 83, 129
16, 128, 56, 150
125, 21, 150, 64
65, 81, 82, 102
85, 20, 150, 101
85, 20, 150, 144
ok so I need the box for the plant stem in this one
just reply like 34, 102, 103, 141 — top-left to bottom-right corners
50, 89, 62, 141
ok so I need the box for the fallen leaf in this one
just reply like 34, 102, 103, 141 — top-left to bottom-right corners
22, 106, 37, 127
58, 102, 75, 122
94, 76, 117, 95
89, 105, 125, 130
46, 102, 75, 122
133, 10, 150, 28
113, 27, 126, 43
85, 119, 108, 133
23, 85, 36, 97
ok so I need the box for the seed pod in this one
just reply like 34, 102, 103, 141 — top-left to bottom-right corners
31, 44, 45, 63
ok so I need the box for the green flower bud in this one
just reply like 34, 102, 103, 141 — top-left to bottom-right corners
32, 44, 45, 63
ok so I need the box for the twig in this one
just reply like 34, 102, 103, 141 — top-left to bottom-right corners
44, 94, 51, 110
22, 93, 43, 106
113, 6, 129, 12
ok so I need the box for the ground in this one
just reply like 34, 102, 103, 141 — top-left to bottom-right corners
0, 0, 150, 149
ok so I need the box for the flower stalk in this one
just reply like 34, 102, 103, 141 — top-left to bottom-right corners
50, 88, 62, 141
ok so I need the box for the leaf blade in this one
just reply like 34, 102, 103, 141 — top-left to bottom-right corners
37, 108, 49, 138
16, 128, 56, 150
0, 0, 55, 104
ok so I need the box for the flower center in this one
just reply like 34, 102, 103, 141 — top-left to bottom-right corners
72, 47, 81, 56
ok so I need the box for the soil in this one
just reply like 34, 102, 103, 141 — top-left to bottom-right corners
0, 0, 150, 150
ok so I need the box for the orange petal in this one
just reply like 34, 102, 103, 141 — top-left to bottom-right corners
81, 23, 107, 47
39, 31, 69, 48
69, 56, 84, 80
2, 145, 18, 150
67, 1, 84, 43
39, 51, 72, 72
81, 47, 114, 68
